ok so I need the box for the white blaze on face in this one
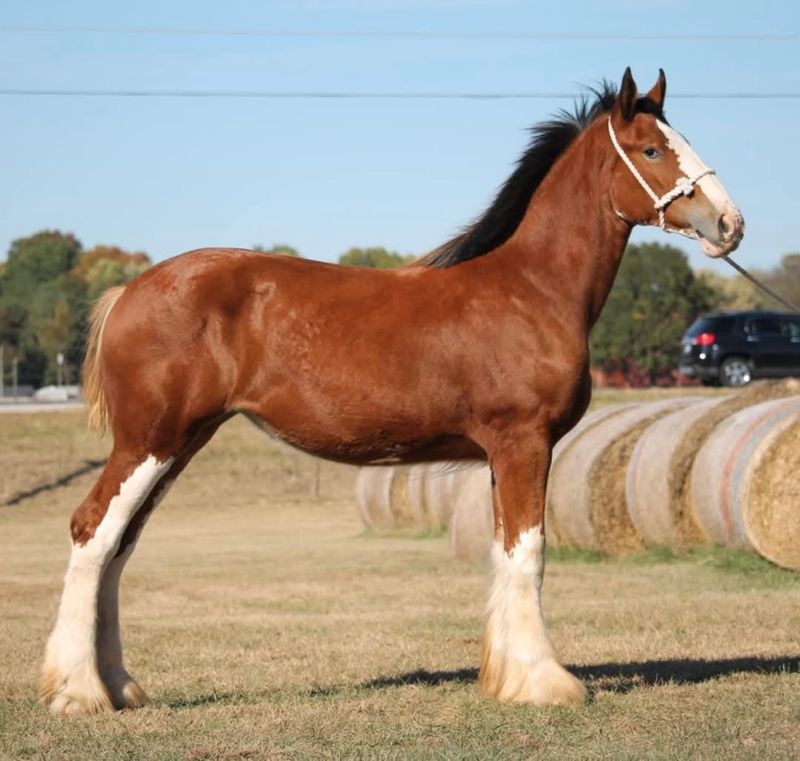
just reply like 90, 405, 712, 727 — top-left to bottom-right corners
656, 121, 735, 215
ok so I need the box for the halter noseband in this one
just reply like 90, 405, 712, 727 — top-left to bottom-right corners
607, 116, 715, 230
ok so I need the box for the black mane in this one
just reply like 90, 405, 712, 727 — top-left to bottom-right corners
419, 82, 619, 269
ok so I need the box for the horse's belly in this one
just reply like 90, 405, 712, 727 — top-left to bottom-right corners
243, 412, 483, 465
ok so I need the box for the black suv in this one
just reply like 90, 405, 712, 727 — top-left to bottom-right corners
680, 311, 800, 386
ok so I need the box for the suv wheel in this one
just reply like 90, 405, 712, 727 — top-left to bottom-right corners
720, 356, 752, 387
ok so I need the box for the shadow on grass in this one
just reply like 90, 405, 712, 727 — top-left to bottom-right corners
166, 655, 799, 707
308, 655, 800, 698
2, 458, 105, 507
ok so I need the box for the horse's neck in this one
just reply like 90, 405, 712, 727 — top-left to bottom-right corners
503, 124, 631, 330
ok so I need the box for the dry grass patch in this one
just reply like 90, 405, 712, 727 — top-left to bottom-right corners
1, 408, 799, 760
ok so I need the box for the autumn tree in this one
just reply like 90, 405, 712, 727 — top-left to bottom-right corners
76, 246, 151, 300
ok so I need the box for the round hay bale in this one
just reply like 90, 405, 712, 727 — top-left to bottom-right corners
355, 466, 394, 529
690, 395, 800, 568
388, 465, 417, 527
626, 396, 731, 548
546, 402, 639, 546
548, 397, 700, 552
405, 464, 433, 528
658, 378, 800, 544
448, 466, 495, 560
747, 418, 800, 570
422, 465, 459, 529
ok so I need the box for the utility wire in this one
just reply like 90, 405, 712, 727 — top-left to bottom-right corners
1, 88, 799, 99
0, 24, 798, 41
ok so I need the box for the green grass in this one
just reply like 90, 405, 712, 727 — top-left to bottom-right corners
1, 409, 799, 760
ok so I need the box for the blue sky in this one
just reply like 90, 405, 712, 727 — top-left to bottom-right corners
1, 1, 799, 272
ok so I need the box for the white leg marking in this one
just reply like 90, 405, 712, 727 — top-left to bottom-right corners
481, 526, 586, 704
96, 476, 176, 708
42, 456, 173, 715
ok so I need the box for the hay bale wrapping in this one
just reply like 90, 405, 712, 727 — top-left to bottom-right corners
666, 379, 800, 546
690, 395, 800, 569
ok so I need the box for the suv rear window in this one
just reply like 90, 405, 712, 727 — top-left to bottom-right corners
686, 316, 734, 337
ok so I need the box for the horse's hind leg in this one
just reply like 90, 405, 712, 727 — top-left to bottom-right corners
94, 421, 223, 710
41, 417, 224, 716
95, 466, 176, 709
40, 448, 173, 714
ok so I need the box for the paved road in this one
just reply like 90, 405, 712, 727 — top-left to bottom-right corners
0, 402, 84, 414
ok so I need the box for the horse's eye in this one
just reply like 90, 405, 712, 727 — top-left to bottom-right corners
643, 147, 661, 160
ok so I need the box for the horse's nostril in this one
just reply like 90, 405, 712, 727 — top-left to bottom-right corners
718, 216, 732, 238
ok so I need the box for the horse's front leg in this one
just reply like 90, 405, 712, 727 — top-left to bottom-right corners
480, 434, 586, 704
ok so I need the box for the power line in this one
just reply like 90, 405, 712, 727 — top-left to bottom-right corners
1, 88, 799, 100
0, 24, 798, 41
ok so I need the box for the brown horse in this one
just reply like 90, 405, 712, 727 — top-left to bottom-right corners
41, 68, 743, 715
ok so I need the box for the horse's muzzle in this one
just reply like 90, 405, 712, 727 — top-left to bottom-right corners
700, 206, 745, 258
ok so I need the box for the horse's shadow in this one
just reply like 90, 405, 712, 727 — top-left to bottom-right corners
167, 655, 799, 708
309, 654, 800, 698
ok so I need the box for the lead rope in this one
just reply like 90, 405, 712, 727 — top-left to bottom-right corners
607, 117, 715, 230
722, 256, 800, 312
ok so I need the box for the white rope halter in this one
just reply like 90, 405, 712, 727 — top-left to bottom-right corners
607, 117, 715, 230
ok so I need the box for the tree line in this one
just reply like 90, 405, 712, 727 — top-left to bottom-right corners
0, 230, 795, 390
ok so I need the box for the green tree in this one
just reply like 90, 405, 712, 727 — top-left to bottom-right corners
0, 235, 153, 388
696, 268, 768, 311
253, 243, 302, 257
25, 272, 88, 384
590, 242, 716, 382
338, 247, 415, 268
0, 231, 82, 333
0, 231, 83, 386
763, 253, 800, 310
82, 256, 150, 301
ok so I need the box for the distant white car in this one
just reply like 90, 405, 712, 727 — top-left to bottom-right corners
33, 385, 72, 402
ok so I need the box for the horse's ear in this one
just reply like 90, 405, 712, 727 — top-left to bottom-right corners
614, 66, 638, 121
645, 68, 667, 111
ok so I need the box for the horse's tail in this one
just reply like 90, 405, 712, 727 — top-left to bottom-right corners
83, 285, 126, 433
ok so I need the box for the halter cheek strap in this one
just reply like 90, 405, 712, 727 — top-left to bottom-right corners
607, 117, 715, 230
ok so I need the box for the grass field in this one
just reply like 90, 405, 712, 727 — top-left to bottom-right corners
1, 398, 799, 760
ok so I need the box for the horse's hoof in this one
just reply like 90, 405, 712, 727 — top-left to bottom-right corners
40, 667, 115, 716
481, 658, 587, 706
119, 678, 149, 709
100, 667, 149, 710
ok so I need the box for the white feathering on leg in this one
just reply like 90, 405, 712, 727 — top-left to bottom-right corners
480, 525, 585, 704
42, 456, 173, 715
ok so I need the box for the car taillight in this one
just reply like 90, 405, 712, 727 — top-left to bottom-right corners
692, 332, 716, 346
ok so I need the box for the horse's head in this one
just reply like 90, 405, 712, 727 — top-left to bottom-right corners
608, 68, 744, 258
